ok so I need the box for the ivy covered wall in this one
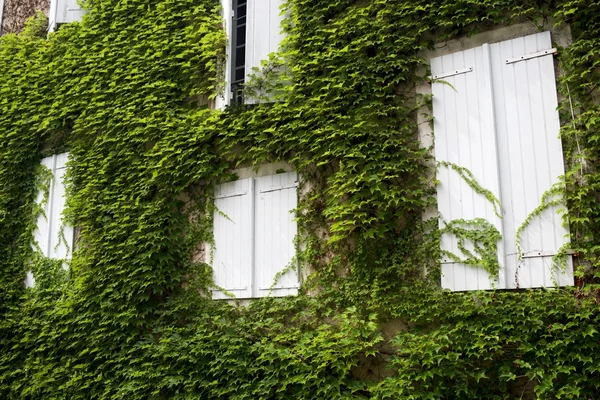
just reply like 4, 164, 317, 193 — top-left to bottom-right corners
0, 0, 599, 398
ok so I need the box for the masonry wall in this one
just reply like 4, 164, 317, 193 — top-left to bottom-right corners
1, 0, 49, 34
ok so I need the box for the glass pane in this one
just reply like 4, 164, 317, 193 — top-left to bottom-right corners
235, 67, 245, 82
236, 26, 246, 45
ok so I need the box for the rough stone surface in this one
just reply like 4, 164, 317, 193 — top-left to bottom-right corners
2, 0, 49, 34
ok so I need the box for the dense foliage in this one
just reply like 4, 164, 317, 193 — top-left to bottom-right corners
0, 0, 599, 398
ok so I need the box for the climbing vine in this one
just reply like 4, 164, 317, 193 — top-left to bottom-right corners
0, 0, 599, 399
441, 218, 502, 276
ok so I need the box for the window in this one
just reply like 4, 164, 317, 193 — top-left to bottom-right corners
26, 153, 74, 288
211, 171, 299, 299
431, 31, 574, 291
48, 0, 85, 32
218, 0, 285, 107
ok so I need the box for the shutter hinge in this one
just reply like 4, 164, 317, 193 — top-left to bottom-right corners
431, 67, 473, 80
215, 190, 247, 199
259, 182, 298, 193
506, 48, 557, 65
521, 249, 574, 259
211, 286, 247, 291
258, 285, 299, 290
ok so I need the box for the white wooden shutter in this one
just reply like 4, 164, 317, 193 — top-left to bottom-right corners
0, 0, 5, 35
432, 31, 573, 291
33, 153, 74, 260
33, 156, 55, 259
254, 172, 299, 297
48, 153, 74, 260
49, 0, 85, 30
212, 178, 253, 299
490, 32, 573, 288
29, 153, 74, 288
216, 0, 234, 110
57, 0, 85, 24
244, 0, 284, 104
431, 44, 505, 291
245, 0, 284, 77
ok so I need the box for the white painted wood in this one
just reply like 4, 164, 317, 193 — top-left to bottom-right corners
432, 66, 473, 80
246, 0, 282, 77
490, 31, 573, 288
433, 31, 573, 291
49, 154, 74, 261
48, 0, 58, 31
505, 48, 557, 64
244, 0, 284, 103
432, 44, 505, 291
49, 0, 85, 31
212, 178, 253, 299
57, 0, 85, 24
215, 0, 233, 110
24, 271, 35, 289
30, 153, 74, 287
254, 172, 298, 297
34, 156, 55, 258
0, 0, 5, 35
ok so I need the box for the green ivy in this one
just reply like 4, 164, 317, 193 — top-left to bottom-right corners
0, 0, 599, 398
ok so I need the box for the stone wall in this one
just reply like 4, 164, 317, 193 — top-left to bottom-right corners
1, 0, 49, 34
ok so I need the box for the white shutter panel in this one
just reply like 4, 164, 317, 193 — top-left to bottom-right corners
0, 0, 4, 36
244, 0, 284, 104
254, 172, 298, 297
490, 32, 573, 288
212, 178, 253, 299
28, 155, 55, 288
34, 155, 55, 258
245, 0, 284, 77
431, 44, 505, 291
48, 153, 74, 261
34, 153, 74, 260
56, 0, 85, 24
24, 271, 35, 289
29, 153, 73, 287
216, 0, 234, 110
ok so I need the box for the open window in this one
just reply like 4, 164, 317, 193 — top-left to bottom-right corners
211, 171, 299, 299
431, 31, 574, 291
218, 0, 285, 107
26, 153, 74, 288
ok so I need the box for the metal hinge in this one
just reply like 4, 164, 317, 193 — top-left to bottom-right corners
259, 182, 299, 194
215, 190, 247, 199
521, 249, 575, 259
258, 285, 299, 290
431, 67, 473, 80
211, 286, 247, 291
506, 48, 557, 65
